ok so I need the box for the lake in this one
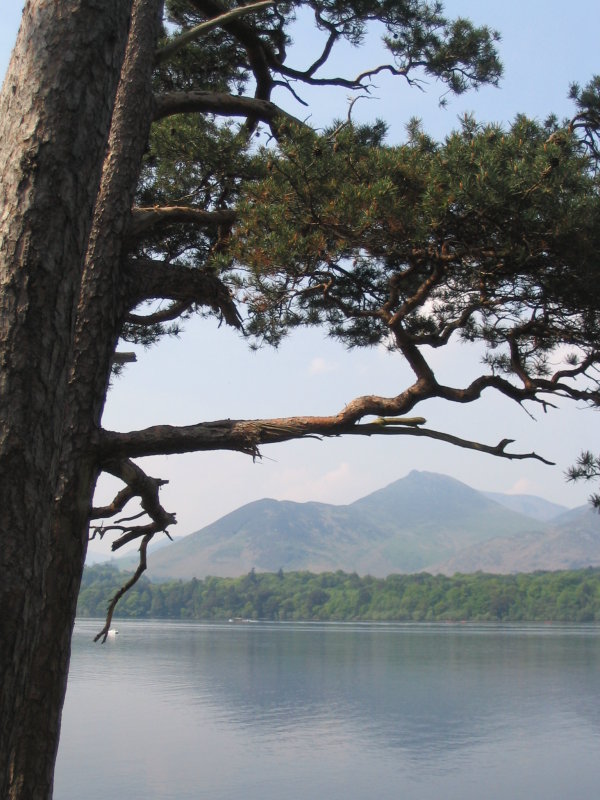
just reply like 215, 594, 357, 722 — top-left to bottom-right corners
55, 620, 600, 800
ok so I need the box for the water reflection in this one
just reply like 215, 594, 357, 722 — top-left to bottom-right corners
56, 622, 600, 800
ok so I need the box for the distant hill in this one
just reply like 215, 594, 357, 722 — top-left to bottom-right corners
482, 492, 568, 521
433, 505, 600, 574
130, 471, 600, 581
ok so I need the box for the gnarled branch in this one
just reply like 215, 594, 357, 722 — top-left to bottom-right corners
91, 458, 177, 642
96, 458, 176, 542
90, 485, 138, 521
98, 413, 553, 465
155, 0, 275, 64
153, 90, 305, 133
124, 257, 242, 329
187, 0, 276, 103
93, 533, 152, 643
91, 375, 563, 639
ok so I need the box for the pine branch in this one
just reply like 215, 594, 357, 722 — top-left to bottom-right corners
98, 413, 553, 465
186, 0, 276, 102
549, 351, 600, 383
110, 351, 137, 366
153, 90, 304, 133
124, 257, 242, 329
155, 0, 275, 64
129, 205, 236, 238
126, 301, 191, 326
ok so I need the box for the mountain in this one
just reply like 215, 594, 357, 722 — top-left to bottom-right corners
433, 505, 600, 574
137, 470, 594, 581
147, 497, 370, 577
347, 471, 547, 571
482, 492, 568, 522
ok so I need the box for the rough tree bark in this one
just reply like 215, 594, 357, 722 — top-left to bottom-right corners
0, 1, 161, 797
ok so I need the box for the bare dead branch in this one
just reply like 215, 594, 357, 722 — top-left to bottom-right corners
129, 205, 236, 238
101, 458, 176, 538
111, 351, 137, 365
90, 458, 179, 641
187, 0, 276, 103
112, 509, 147, 525
90, 485, 137, 521
94, 533, 153, 643
155, 0, 275, 64
364, 424, 554, 465
98, 411, 554, 465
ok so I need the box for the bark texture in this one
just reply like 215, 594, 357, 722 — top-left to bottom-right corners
0, 2, 152, 797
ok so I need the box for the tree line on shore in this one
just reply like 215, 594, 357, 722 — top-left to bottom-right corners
79, 564, 600, 623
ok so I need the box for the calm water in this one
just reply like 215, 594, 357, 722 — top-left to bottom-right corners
55, 620, 600, 800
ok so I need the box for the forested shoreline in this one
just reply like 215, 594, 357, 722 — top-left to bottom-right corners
79, 564, 600, 623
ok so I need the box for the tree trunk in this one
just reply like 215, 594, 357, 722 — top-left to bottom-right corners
0, 2, 139, 797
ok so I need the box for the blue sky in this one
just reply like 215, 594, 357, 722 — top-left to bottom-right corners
3, 1, 600, 556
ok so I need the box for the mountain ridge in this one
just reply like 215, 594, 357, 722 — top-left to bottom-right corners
110, 470, 600, 580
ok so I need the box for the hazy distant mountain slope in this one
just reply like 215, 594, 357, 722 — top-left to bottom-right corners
155, 497, 381, 578
483, 492, 568, 522
347, 471, 548, 571
433, 505, 600, 574
551, 504, 600, 526
350, 470, 541, 540
143, 471, 549, 580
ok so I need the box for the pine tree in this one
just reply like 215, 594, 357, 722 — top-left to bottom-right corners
1, 2, 600, 796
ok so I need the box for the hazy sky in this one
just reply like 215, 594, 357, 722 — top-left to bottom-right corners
3, 1, 600, 557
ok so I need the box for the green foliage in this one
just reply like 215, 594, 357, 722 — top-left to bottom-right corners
129, 0, 504, 349
233, 112, 600, 363
131, 1, 600, 384
124, 2, 600, 404
79, 564, 600, 623
567, 451, 600, 510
